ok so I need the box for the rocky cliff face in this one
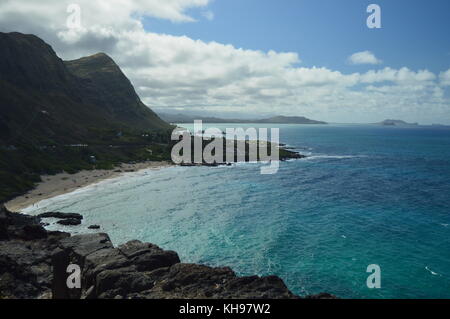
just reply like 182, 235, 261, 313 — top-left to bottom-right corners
0, 32, 173, 203
0, 32, 74, 93
65, 52, 168, 132
0, 32, 170, 146
0, 205, 336, 299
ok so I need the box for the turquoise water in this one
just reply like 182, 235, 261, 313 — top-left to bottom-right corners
23, 124, 450, 298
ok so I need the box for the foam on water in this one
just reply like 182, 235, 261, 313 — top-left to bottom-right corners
304, 154, 367, 160
23, 124, 450, 298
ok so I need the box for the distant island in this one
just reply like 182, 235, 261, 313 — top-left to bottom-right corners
373, 120, 450, 128
158, 113, 327, 125
376, 119, 419, 126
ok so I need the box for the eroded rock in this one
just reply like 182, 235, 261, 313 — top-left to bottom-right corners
0, 204, 336, 299
57, 218, 82, 226
38, 212, 83, 220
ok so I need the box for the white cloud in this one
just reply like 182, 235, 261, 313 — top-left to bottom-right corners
360, 67, 436, 84
0, 0, 448, 124
439, 69, 450, 86
202, 10, 214, 21
348, 51, 382, 65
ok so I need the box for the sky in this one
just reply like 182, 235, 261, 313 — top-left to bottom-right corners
0, 0, 449, 124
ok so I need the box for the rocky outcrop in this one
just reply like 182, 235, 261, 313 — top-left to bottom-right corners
56, 218, 82, 226
50, 235, 297, 300
37, 212, 83, 226
0, 205, 69, 298
38, 212, 83, 220
0, 205, 336, 299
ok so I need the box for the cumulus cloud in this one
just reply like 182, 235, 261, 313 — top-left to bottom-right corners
202, 10, 215, 21
439, 69, 450, 86
0, 0, 448, 123
348, 51, 382, 65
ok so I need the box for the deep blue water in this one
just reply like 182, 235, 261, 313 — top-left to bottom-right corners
24, 124, 450, 298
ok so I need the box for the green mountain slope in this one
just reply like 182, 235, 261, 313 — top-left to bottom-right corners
0, 32, 173, 202
0, 32, 170, 146
65, 53, 168, 132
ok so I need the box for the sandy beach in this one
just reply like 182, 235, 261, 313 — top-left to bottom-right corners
5, 161, 173, 213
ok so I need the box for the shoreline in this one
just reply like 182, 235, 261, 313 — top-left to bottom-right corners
5, 161, 173, 213
4, 143, 304, 213
1, 205, 338, 299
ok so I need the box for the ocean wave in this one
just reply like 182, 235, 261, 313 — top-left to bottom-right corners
299, 151, 313, 156
425, 266, 441, 276
22, 166, 177, 215
305, 154, 367, 161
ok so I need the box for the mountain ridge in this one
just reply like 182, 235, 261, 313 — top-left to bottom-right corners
64, 52, 169, 132
158, 113, 327, 124
0, 32, 173, 202
0, 31, 171, 147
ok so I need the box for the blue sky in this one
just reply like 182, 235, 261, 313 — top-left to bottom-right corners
1, 0, 449, 123
143, 0, 450, 75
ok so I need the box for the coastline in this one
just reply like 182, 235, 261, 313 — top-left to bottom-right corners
1, 205, 338, 299
5, 161, 173, 213
4, 144, 303, 213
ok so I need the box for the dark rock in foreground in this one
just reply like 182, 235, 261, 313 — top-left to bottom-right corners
0, 205, 70, 298
0, 204, 336, 299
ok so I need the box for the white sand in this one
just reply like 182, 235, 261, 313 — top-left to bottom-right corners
5, 161, 172, 212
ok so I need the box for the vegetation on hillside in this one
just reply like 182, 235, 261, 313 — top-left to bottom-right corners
0, 32, 303, 203
0, 32, 174, 202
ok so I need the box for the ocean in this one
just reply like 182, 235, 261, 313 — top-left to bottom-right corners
23, 124, 450, 298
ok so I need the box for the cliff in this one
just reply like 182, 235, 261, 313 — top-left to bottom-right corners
0, 32, 173, 202
0, 32, 170, 146
0, 205, 335, 299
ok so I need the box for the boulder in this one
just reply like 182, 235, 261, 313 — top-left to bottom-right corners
52, 233, 115, 299
83, 248, 131, 290
0, 205, 46, 241
57, 218, 81, 226
130, 249, 180, 272
133, 263, 298, 299
21, 224, 48, 240
118, 240, 180, 272
59, 233, 113, 257
0, 206, 63, 299
95, 268, 155, 298
1, 206, 337, 300
38, 212, 83, 220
